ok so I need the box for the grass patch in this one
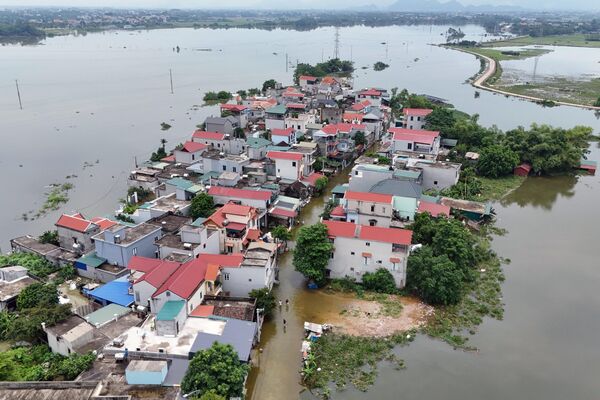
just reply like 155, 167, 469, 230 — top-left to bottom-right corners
460, 47, 551, 62
478, 175, 526, 201
303, 331, 415, 396
496, 77, 600, 107
483, 34, 600, 49
21, 183, 74, 221
0, 253, 60, 278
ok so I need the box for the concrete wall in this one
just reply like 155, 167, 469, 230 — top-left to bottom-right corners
345, 211, 391, 227
156, 304, 187, 337
416, 162, 461, 191
265, 118, 285, 131
174, 150, 202, 165
348, 168, 393, 192
271, 133, 295, 145
210, 195, 269, 211
327, 236, 408, 288
274, 159, 302, 181
248, 146, 268, 160
221, 266, 271, 297
403, 115, 426, 130
58, 226, 98, 255
95, 228, 161, 268
150, 292, 184, 315
206, 121, 234, 135
77, 265, 128, 283
133, 280, 157, 308
126, 364, 168, 385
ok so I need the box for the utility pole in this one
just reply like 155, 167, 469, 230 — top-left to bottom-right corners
15, 80, 22, 110
169, 69, 174, 94
321, 48, 324, 62
350, 45, 353, 62
286, 53, 288, 73
334, 27, 340, 60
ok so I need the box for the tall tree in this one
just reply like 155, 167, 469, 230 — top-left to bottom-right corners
17, 283, 58, 310
477, 144, 520, 178
181, 343, 248, 399
293, 223, 333, 285
189, 193, 215, 220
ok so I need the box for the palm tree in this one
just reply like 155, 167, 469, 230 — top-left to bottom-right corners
160, 138, 167, 150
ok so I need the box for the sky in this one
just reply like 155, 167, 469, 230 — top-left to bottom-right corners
0, 0, 597, 11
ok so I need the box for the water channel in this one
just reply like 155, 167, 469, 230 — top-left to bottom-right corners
1, 24, 599, 400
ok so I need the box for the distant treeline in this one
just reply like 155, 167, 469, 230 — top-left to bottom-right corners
0, 22, 45, 40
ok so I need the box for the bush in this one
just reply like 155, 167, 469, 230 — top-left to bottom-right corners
39, 231, 59, 246
0, 253, 58, 278
362, 268, 398, 294
248, 288, 276, 319
189, 193, 215, 220
17, 283, 58, 310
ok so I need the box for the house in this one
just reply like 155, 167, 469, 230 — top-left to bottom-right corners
299, 75, 318, 91
290, 142, 319, 177
154, 220, 220, 261
74, 252, 129, 283
162, 177, 203, 201
264, 104, 287, 131
348, 164, 423, 200
204, 116, 238, 135
390, 128, 440, 155
439, 197, 493, 221
126, 360, 169, 386
271, 128, 297, 145
402, 108, 433, 130
55, 213, 107, 256
417, 201, 450, 218
267, 151, 304, 181
92, 223, 163, 267
246, 137, 272, 160
268, 195, 301, 227
85, 275, 134, 306
0, 266, 36, 311
356, 88, 383, 107
124, 194, 191, 224
409, 160, 461, 191
208, 186, 272, 228
44, 315, 94, 356
173, 141, 208, 165
344, 191, 393, 227
221, 241, 278, 297
285, 111, 316, 134
514, 163, 532, 176
128, 167, 161, 191
204, 203, 260, 254
349, 99, 372, 113
220, 103, 249, 128
189, 318, 257, 363
192, 130, 246, 155
324, 220, 412, 288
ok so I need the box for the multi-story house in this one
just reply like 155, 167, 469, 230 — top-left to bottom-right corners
402, 108, 433, 130
390, 128, 441, 155
267, 151, 304, 181
204, 203, 260, 254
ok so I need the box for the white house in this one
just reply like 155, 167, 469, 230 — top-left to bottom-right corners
402, 108, 433, 130
344, 190, 394, 227
221, 241, 278, 297
390, 128, 440, 155
204, 202, 261, 254
271, 128, 297, 145
324, 220, 413, 288
192, 130, 246, 155
174, 141, 208, 165
92, 223, 163, 267
267, 151, 304, 181
299, 75, 318, 91
285, 111, 315, 134
355, 88, 383, 107
55, 213, 106, 255
264, 104, 287, 131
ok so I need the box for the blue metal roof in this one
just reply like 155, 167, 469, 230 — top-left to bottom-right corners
189, 318, 256, 362
88, 276, 134, 307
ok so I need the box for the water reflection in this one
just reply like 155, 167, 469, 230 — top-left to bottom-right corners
501, 174, 578, 210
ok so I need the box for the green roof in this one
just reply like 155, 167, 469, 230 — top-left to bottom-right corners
393, 196, 418, 213
247, 137, 272, 149
151, 162, 170, 170
201, 171, 221, 183
265, 104, 287, 115
157, 300, 185, 321
357, 164, 391, 173
77, 252, 107, 268
266, 145, 290, 152
186, 185, 204, 194
393, 170, 421, 180
420, 194, 440, 204
167, 177, 194, 190
332, 184, 348, 195
85, 303, 130, 327
191, 217, 207, 227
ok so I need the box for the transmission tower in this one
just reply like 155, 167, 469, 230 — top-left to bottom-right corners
334, 27, 340, 59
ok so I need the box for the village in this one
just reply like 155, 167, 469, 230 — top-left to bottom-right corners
0, 69, 573, 400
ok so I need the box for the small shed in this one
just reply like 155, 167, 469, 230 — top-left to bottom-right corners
126, 360, 168, 385
86, 276, 134, 307
514, 163, 532, 177
579, 159, 597, 175
156, 300, 186, 337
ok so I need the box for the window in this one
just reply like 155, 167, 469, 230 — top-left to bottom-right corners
223, 273, 230, 281
350, 267, 355, 271
135, 291, 140, 302
166, 291, 171, 297
363, 257, 368, 265
434, 180, 438, 185
365, 242, 370, 246
369, 219, 377, 227
73, 237, 78, 244
233, 167, 237, 173
370, 205, 375, 212
192, 154, 195, 160
377, 260, 382, 264
330, 252, 334, 259
351, 251, 355, 255
222, 165, 227, 171
410, 116, 414, 121
203, 243, 206, 249
417, 116, 421, 121
355, 171, 359, 176
217, 143, 221, 148
292, 161, 296, 167
407, 143, 412, 150
190, 303, 193, 311
248, 278, 252, 282
132, 247, 138, 256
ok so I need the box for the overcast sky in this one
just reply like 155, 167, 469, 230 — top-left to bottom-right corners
0, 0, 597, 11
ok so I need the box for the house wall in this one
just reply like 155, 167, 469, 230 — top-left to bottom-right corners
174, 150, 203, 165
206, 121, 234, 135
416, 162, 460, 191
327, 236, 409, 288
95, 228, 162, 268
348, 168, 393, 192
210, 195, 269, 211
133, 280, 157, 308
248, 146, 268, 160
274, 159, 302, 181
57, 226, 98, 255
345, 211, 391, 227
271, 133, 295, 145
150, 292, 184, 314
265, 118, 285, 131
77, 265, 127, 284
403, 115, 427, 130
156, 304, 187, 336
47, 325, 94, 356
221, 266, 271, 297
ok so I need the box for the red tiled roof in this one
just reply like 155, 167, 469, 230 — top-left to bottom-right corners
320, 124, 339, 135
302, 172, 325, 187
359, 89, 382, 97
205, 264, 220, 281
515, 163, 532, 172
299, 75, 317, 81
90, 217, 117, 231
324, 220, 412, 245
220, 103, 247, 112
345, 191, 393, 203
190, 305, 215, 317
350, 100, 371, 111
417, 201, 450, 218
389, 128, 440, 145
267, 151, 303, 161
135, 260, 181, 289
403, 108, 433, 117
321, 76, 338, 85
128, 256, 164, 273
199, 253, 244, 269
271, 128, 295, 137
56, 214, 94, 233
205, 202, 257, 228
283, 92, 304, 98
269, 207, 297, 218
181, 141, 208, 153
336, 123, 366, 133
343, 112, 364, 122
286, 103, 306, 109
192, 130, 226, 141
330, 205, 346, 217
161, 154, 176, 162
226, 222, 247, 231
359, 225, 412, 245
208, 186, 271, 201
246, 228, 261, 241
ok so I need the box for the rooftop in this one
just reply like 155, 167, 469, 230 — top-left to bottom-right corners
0, 276, 37, 302
96, 223, 161, 245
345, 190, 392, 204
84, 303, 131, 327
156, 300, 185, 321
208, 186, 272, 201
10, 236, 59, 256
324, 220, 412, 245
403, 108, 433, 117
87, 276, 134, 307
189, 318, 256, 362
201, 296, 256, 321
148, 213, 192, 233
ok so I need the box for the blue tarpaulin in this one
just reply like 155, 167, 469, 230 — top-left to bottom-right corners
87, 276, 134, 307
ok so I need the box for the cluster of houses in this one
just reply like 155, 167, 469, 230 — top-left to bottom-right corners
5, 76, 494, 398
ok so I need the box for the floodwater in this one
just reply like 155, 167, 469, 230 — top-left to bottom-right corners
497, 45, 600, 83
1, 24, 600, 400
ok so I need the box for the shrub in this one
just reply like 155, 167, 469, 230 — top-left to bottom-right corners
362, 268, 398, 294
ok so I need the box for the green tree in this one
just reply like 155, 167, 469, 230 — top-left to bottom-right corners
248, 288, 276, 319
17, 283, 58, 310
181, 342, 248, 399
233, 127, 245, 139
313, 157, 325, 172
293, 223, 333, 286
199, 391, 226, 400
39, 230, 59, 245
407, 247, 464, 305
362, 268, 397, 293
314, 176, 328, 194
8, 305, 71, 343
189, 193, 215, 220
431, 219, 476, 281
150, 138, 168, 162
236, 90, 247, 99
424, 107, 456, 134
262, 79, 277, 92
594, 96, 600, 107
271, 225, 292, 245
353, 131, 367, 146
477, 144, 520, 178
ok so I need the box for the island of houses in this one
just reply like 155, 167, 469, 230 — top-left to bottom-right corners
4, 75, 493, 399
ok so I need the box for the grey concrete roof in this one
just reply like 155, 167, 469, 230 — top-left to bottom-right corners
369, 179, 423, 199
189, 318, 256, 362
